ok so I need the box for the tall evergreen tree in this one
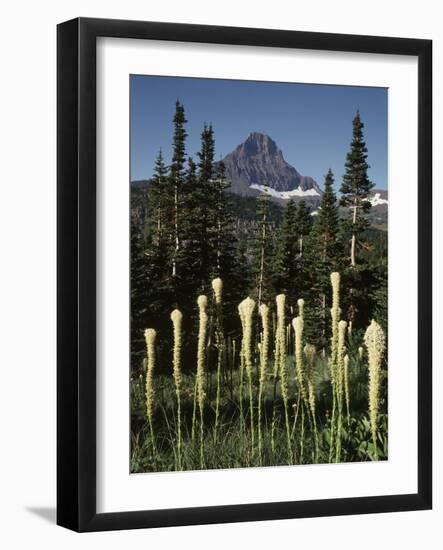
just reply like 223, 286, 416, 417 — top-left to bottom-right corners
149, 149, 168, 247
213, 161, 232, 274
340, 111, 374, 267
197, 124, 215, 185
212, 161, 247, 333
252, 192, 275, 305
316, 169, 342, 264
181, 124, 216, 296
144, 148, 176, 351
306, 169, 344, 350
180, 157, 202, 296
169, 100, 188, 279
196, 124, 216, 291
273, 199, 299, 303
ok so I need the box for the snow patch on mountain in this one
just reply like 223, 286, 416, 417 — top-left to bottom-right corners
250, 183, 321, 200
369, 192, 388, 206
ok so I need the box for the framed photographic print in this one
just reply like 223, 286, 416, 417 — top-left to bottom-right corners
57, 17, 432, 532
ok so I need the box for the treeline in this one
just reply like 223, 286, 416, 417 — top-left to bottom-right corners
131, 102, 387, 372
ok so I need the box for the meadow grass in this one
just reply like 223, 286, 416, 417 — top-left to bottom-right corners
131, 350, 387, 472
133, 275, 388, 473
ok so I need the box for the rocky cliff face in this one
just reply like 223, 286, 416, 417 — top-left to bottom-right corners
221, 132, 321, 200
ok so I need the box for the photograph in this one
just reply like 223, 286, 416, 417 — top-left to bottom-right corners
130, 75, 388, 473
0, 1, 435, 542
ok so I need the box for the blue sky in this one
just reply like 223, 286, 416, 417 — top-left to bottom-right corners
130, 75, 387, 191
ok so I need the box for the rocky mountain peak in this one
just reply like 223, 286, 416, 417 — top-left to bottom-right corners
221, 132, 321, 201
242, 132, 280, 157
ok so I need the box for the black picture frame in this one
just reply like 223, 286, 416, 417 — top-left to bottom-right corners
57, 17, 432, 532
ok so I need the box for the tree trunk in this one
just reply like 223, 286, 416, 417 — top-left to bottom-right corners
257, 243, 265, 306
350, 234, 356, 267
257, 211, 267, 306
350, 197, 357, 268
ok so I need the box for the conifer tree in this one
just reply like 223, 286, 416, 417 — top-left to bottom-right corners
272, 199, 314, 309
306, 169, 343, 350
169, 100, 188, 279
198, 124, 215, 185
213, 161, 232, 274
149, 149, 168, 247
273, 199, 299, 302
180, 157, 202, 298
130, 217, 148, 370
317, 169, 342, 264
212, 161, 247, 332
196, 124, 216, 291
181, 124, 216, 296
252, 191, 275, 305
340, 111, 374, 267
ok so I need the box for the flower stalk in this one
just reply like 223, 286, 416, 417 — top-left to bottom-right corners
304, 344, 318, 460
239, 297, 256, 451
144, 328, 157, 458
364, 319, 386, 459
212, 278, 224, 444
196, 295, 208, 467
328, 272, 341, 462
258, 303, 270, 464
171, 309, 183, 470
335, 319, 347, 462
276, 294, 293, 464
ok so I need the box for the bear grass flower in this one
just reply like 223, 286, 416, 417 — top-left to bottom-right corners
328, 272, 341, 462
275, 294, 293, 463
212, 279, 224, 444
258, 303, 270, 463
144, 328, 157, 456
364, 319, 386, 459
212, 277, 223, 305
335, 319, 347, 462
293, 316, 307, 405
239, 297, 256, 448
195, 295, 208, 466
171, 309, 183, 470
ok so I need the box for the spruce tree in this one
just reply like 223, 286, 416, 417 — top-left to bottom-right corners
306, 169, 343, 350
196, 124, 216, 291
169, 100, 188, 279
198, 123, 215, 185
340, 111, 374, 267
273, 199, 299, 303
212, 161, 247, 333
213, 161, 235, 277
180, 157, 201, 297
149, 149, 168, 247
316, 169, 342, 264
181, 124, 216, 297
145, 148, 176, 342
252, 191, 275, 305
130, 217, 148, 371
